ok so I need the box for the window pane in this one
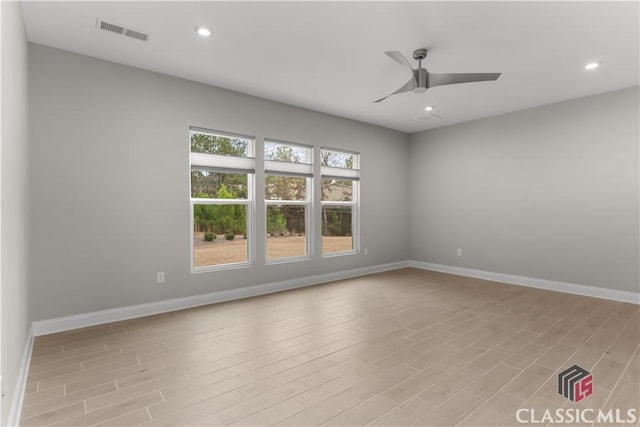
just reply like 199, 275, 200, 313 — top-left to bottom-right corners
265, 175, 307, 201
322, 205, 353, 253
193, 204, 248, 267
265, 142, 311, 164
321, 149, 354, 169
190, 132, 249, 157
191, 170, 248, 199
266, 205, 306, 259
321, 179, 353, 202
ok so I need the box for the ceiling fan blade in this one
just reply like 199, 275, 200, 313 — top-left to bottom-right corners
384, 51, 414, 71
373, 78, 416, 103
428, 72, 501, 88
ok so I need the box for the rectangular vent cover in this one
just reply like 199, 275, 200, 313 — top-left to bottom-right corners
411, 114, 443, 123
124, 29, 149, 41
97, 19, 149, 41
99, 21, 124, 35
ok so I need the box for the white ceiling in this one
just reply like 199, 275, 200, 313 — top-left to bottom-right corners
22, 1, 639, 133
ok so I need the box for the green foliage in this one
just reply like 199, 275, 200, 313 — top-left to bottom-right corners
265, 145, 300, 163
191, 171, 247, 199
328, 222, 341, 235
204, 232, 216, 241
193, 184, 246, 235
216, 184, 234, 199
321, 150, 354, 169
264, 145, 306, 203
225, 231, 236, 241
322, 206, 352, 236
190, 133, 247, 156
193, 204, 216, 233
265, 143, 311, 164
321, 179, 353, 202
190, 132, 248, 200
265, 175, 306, 201
264, 148, 306, 237
267, 208, 287, 236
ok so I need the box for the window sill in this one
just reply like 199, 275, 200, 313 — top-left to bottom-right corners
321, 250, 358, 258
191, 261, 254, 274
266, 255, 312, 266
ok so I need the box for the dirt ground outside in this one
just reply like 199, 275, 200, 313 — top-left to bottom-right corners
193, 233, 353, 267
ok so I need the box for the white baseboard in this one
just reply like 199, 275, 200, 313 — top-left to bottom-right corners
32, 261, 409, 336
32, 259, 638, 337
7, 324, 34, 427
408, 260, 640, 305
14, 259, 637, 427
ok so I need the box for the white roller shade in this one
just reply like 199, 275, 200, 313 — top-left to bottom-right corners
265, 160, 313, 177
190, 152, 255, 174
189, 126, 254, 141
321, 166, 359, 181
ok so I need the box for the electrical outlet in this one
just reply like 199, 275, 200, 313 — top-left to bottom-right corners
364, 248, 369, 256
157, 272, 165, 283
456, 248, 462, 256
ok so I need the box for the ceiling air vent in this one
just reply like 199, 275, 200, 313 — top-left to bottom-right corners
97, 19, 149, 41
124, 29, 149, 42
411, 113, 443, 123
99, 20, 125, 35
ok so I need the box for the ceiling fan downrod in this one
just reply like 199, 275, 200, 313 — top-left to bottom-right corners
413, 49, 428, 93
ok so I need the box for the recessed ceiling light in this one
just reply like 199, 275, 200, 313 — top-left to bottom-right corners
425, 106, 435, 111
585, 62, 600, 70
195, 26, 211, 37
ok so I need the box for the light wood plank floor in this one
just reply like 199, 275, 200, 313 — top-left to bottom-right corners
21, 268, 639, 426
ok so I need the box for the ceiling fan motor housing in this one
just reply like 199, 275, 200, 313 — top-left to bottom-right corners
414, 68, 428, 93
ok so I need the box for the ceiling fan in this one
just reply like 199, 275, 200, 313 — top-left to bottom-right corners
373, 48, 502, 103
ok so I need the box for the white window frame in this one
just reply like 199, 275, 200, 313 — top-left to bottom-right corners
189, 127, 255, 272
320, 147, 360, 257
264, 139, 313, 263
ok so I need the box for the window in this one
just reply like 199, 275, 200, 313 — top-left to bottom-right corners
190, 127, 254, 270
321, 147, 359, 254
264, 140, 313, 261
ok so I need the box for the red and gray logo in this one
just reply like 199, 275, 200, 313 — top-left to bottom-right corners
558, 365, 593, 402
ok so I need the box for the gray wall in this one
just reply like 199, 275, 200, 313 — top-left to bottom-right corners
1, 1, 31, 423
28, 44, 410, 321
409, 87, 639, 293
24, 39, 640, 324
